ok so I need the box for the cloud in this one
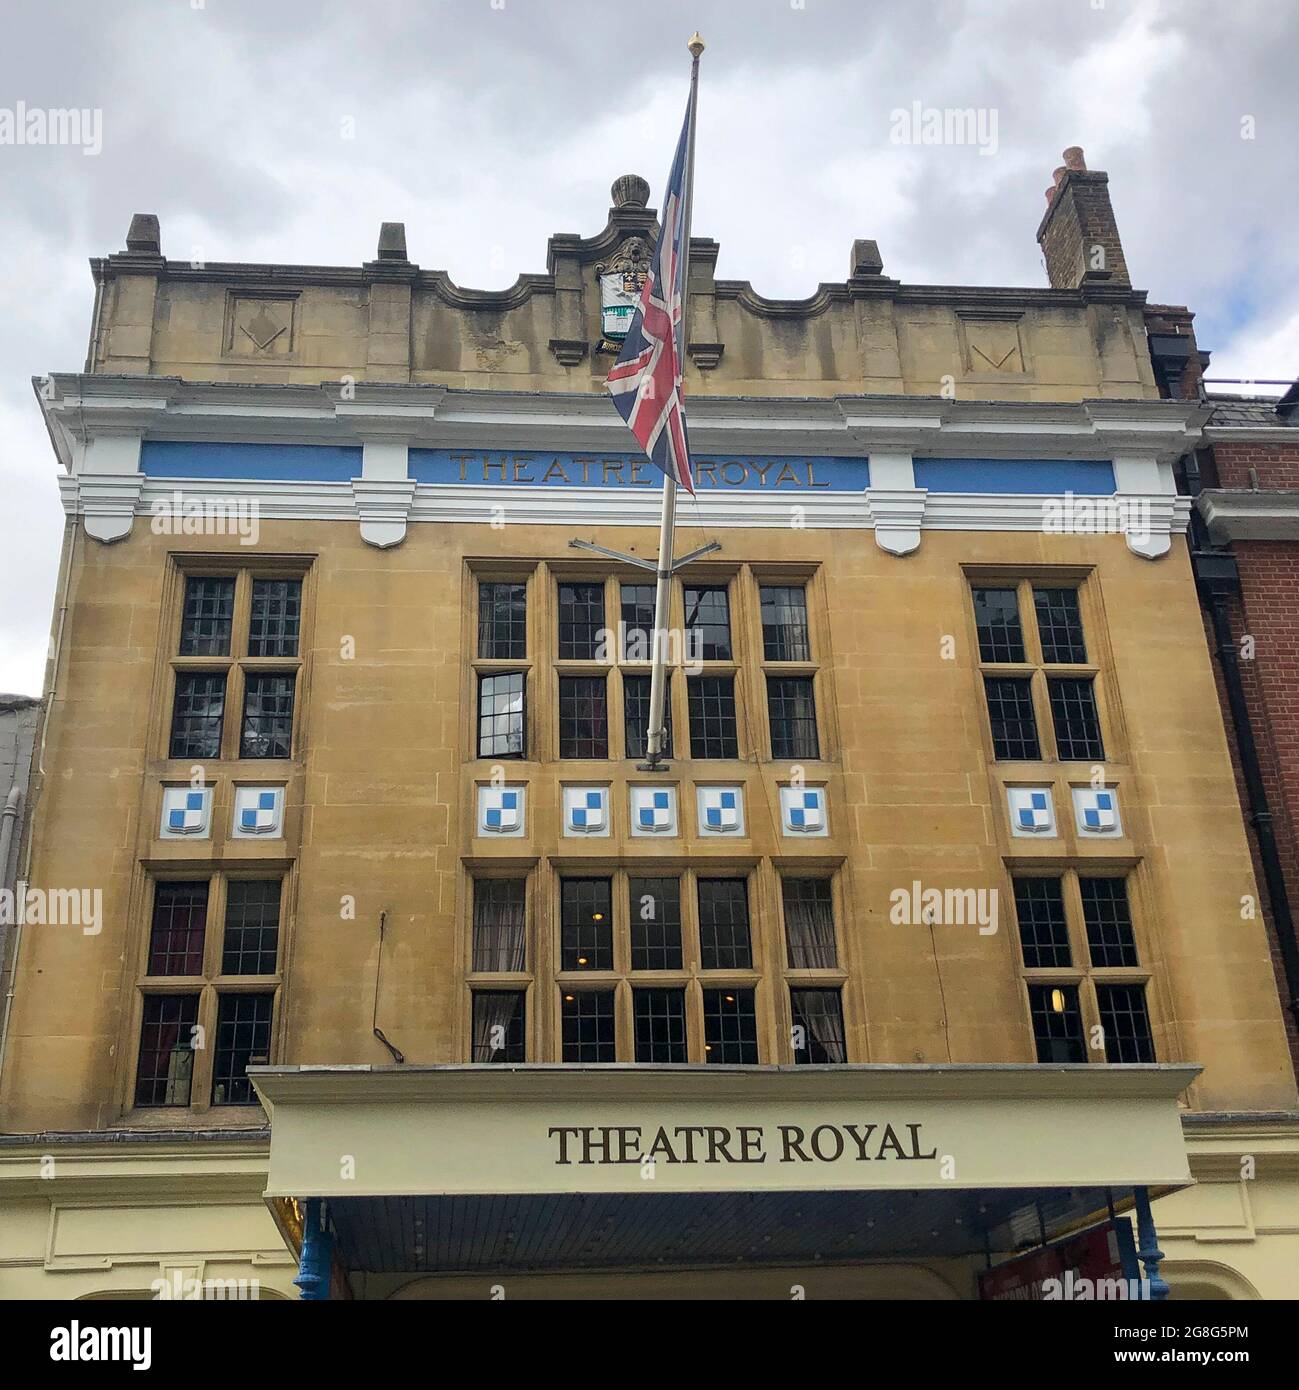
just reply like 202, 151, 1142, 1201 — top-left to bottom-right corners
0, 0, 1296, 692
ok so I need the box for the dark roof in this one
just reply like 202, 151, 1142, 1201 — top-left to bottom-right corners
1205, 395, 1297, 428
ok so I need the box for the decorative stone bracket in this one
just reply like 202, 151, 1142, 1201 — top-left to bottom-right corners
351, 478, 418, 549
1123, 496, 1181, 560
868, 489, 927, 555
73, 473, 146, 543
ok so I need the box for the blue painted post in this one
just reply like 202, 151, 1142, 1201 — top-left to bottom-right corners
293, 1198, 332, 1301
1133, 1186, 1169, 1301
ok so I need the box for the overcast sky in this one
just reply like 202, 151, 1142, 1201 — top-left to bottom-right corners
1, 0, 1296, 695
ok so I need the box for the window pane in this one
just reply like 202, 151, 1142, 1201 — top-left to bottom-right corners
211, 993, 274, 1105
1097, 983, 1155, 1062
558, 676, 608, 759
697, 879, 752, 970
684, 585, 732, 661
170, 671, 226, 759
984, 676, 1040, 760
248, 579, 302, 657
628, 877, 682, 970
472, 879, 527, 972
135, 994, 200, 1107
1081, 878, 1139, 968
633, 988, 687, 1062
1034, 588, 1087, 664
767, 676, 819, 759
472, 990, 526, 1062
560, 878, 613, 971
222, 879, 280, 975
1012, 878, 1072, 969
478, 582, 527, 660
973, 588, 1026, 663
760, 585, 810, 661
1048, 677, 1105, 760
623, 674, 672, 759
620, 583, 656, 662
180, 577, 235, 656
240, 673, 295, 759
1028, 983, 1086, 1063
782, 878, 837, 968
688, 675, 738, 758
148, 881, 208, 976
562, 990, 616, 1062
478, 672, 525, 758
703, 988, 758, 1064
790, 989, 846, 1063
558, 582, 605, 660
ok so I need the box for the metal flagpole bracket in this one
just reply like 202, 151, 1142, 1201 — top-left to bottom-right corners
567, 535, 723, 773
567, 537, 721, 574
670, 541, 722, 570
567, 538, 658, 573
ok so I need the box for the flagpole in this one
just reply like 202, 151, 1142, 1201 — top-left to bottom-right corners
644, 32, 704, 769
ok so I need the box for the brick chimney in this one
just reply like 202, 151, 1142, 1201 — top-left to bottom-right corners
1036, 147, 1131, 290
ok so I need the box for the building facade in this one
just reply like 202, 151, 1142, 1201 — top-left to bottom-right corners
0, 156, 1296, 1301
1192, 387, 1299, 1070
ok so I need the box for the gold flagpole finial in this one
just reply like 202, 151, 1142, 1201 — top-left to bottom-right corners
688, 32, 705, 58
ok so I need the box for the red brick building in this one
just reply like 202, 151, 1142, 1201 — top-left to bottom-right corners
1188, 386, 1299, 1068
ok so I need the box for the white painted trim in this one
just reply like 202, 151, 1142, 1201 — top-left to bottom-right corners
868, 489, 926, 555
76, 473, 146, 543
59, 474, 1193, 554
139, 478, 357, 521
352, 478, 417, 548
408, 484, 871, 529
40, 375, 1210, 466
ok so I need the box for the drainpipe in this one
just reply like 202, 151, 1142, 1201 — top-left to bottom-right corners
1191, 536, 1299, 1037
0, 786, 20, 888
0, 783, 21, 958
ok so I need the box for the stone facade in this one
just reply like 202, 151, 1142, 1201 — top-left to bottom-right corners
2, 156, 1298, 1300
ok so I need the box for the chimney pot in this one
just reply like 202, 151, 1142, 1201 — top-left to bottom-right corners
125, 213, 161, 256
1036, 152, 1130, 289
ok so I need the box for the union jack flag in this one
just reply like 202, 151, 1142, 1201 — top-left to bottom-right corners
606, 96, 695, 493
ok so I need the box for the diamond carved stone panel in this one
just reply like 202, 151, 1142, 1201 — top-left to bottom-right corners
227, 295, 296, 356
961, 317, 1025, 375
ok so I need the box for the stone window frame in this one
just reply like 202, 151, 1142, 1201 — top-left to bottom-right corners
160, 557, 311, 767
128, 868, 285, 1113
964, 567, 1124, 768
1008, 865, 1158, 1065
548, 864, 765, 1065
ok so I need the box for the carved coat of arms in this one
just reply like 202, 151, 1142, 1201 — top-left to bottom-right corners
595, 236, 651, 351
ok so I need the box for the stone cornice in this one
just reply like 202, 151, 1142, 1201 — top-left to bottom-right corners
249, 1061, 1201, 1108
1203, 425, 1299, 445
1197, 488, 1299, 542
89, 251, 1149, 317
37, 375, 1208, 463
